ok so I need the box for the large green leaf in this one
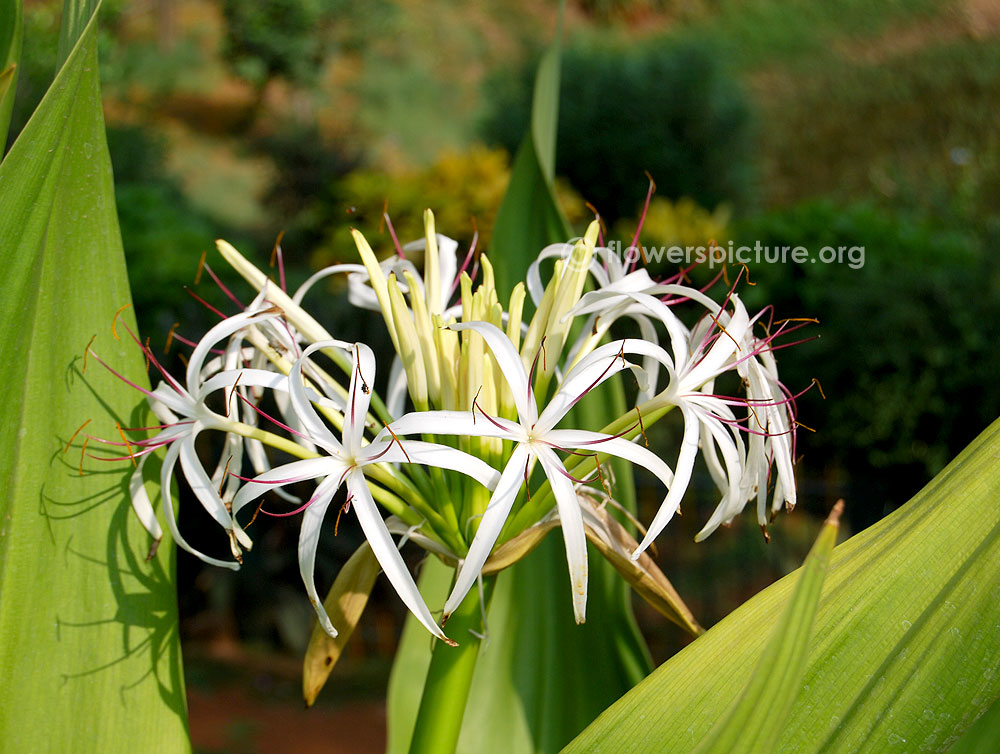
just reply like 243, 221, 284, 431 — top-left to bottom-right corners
692, 503, 840, 754
564, 418, 1000, 753
0, 3, 189, 751
489, 41, 572, 302
0, 0, 21, 148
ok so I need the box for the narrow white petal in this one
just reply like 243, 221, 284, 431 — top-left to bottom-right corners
443, 445, 530, 619
200, 368, 340, 411
535, 446, 589, 623
292, 264, 366, 305
159, 442, 239, 570
633, 404, 700, 557
129, 455, 163, 543
449, 321, 538, 426
361, 440, 501, 490
297, 475, 345, 637
345, 342, 377, 456
290, 340, 352, 451
682, 296, 751, 389
187, 309, 277, 396
178, 433, 234, 531
386, 354, 408, 419
386, 410, 523, 441
231, 457, 344, 520
545, 429, 675, 489
347, 471, 452, 643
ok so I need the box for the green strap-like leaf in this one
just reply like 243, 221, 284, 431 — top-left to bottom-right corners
948, 696, 1000, 754
563, 418, 1000, 754
0, 3, 189, 751
0, 0, 22, 148
489, 41, 572, 302
692, 503, 841, 754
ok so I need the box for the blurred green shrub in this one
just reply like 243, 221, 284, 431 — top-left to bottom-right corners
105, 125, 235, 338
733, 200, 1000, 525
221, 0, 329, 89
310, 144, 588, 267
757, 38, 1000, 212
481, 36, 753, 222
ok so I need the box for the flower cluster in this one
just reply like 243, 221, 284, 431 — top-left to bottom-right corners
87, 210, 804, 644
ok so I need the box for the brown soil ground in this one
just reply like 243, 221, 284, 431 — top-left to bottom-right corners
188, 685, 386, 754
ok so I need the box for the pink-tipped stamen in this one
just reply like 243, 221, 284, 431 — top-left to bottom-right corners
201, 262, 246, 310
236, 392, 311, 441
185, 287, 228, 320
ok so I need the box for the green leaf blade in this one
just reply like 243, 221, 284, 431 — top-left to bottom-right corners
0, 4, 189, 751
693, 503, 840, 754
563, 419, 1000, 753
0, 0, 21, 148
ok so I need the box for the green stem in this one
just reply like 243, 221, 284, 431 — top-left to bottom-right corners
408, 577, 496, 754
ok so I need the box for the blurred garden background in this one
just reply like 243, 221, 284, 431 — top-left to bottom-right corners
8, 0, 1000, 751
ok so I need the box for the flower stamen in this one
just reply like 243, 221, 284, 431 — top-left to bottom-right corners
82, 334, 97, 373
64, 419, 92, 455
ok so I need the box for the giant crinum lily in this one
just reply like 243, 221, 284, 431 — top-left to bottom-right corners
386, 322, 677, 625
230, 340, 500, 642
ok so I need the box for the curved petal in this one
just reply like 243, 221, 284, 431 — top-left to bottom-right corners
231, 456, 346, 520
178, 432, 234, 532
545, 429, 675, 490
129, 455, 162, 544
535, 446, 589, 624
449, 321, 537, 426
200, 369, 340, 412
386, 354, 408, 420
292, 263, 366, 305
347, 470, 453, 643
187, 309, 278, 397
345, 342, 377, 456
360, 439, 501, 490
386, 410, 523, 442
290, 340, 352, 452
633, 403, 701, 558
297, 474, 345, 637
538, 338, 674, 433
159, 442, 239, 570
443, 445, 531, 620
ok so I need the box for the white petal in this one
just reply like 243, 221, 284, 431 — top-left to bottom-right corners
159, 442, 239, 570
386, 354, 408, 419
361, 439, 501, 490
129, 455, 162, 543
231, 457, 345, 520
544, 429, 675, 490
297, 474, 345, 637
187, 309, 277, 397
443, 445, 531, 619
178, 433, 234, 532
290, 340, 352, 452
535, 446, 589, 624
682, 295, 751, 390
344, 343, 377, 456
634, 404, 701, 557
449, 321, 538, 426
386, 410, 523, 442
527, 242, 574, 305
347, 471, 452, 643
292, 264, 366, 305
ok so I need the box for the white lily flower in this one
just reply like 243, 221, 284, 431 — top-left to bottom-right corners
231, 340, 500, 642
92, 308, 295, 568
387, 322, 677, 624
